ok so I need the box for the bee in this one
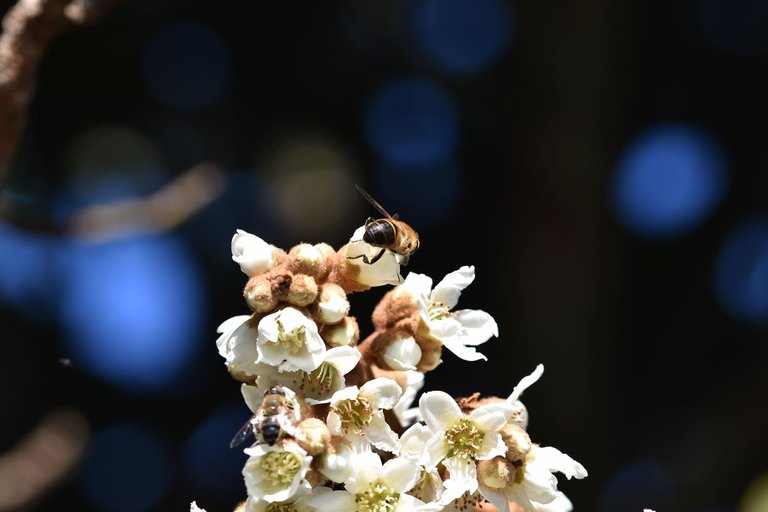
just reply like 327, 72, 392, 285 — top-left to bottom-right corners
230, 385, 301, 448
350, 184, 420, 266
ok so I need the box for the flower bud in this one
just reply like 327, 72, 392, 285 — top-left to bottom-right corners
296, 418, 331, 456
286, 274, 319, 307
382, 335, 422, 371
320, 316, 359, 347
315, 284, 350, 325
477, 457, 515, 489
244, 277, 278, 313
231, 230, 276, 277
313, 243, 336, 259
500, 423, 533, 463
288, 243, 326, 277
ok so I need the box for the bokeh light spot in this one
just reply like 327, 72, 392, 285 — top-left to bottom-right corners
372, 160, 461, 228
411, 0, 513, 74
599, 460, 676, 512
714, 216, 768, 324
59, 234, 205, 392
0, 224, 53, 315
183, 406, 249, 500
142, 21, 231, 110
79, 424, 170, 512
741, 472, 768, 512
611, 124, 728, 239
366, 77, 458, 169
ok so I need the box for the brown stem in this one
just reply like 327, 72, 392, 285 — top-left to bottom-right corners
0, 0, 122, 189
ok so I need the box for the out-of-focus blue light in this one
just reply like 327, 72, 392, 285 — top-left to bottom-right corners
183, 406, 249, 499
696, 0, 768, 55
142, 21, 231, 110
366, 77, 458, 169
79, 424, 171, 512
599, 460, 676, 512
715, 217, 768, 324
59, 234, 205, 392
611, 124, 728, 239
0, 224, 52, 315
372, 160, 461, 227
411, 0, 513, 74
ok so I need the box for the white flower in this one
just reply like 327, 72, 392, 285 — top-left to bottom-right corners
244, 484, 320, 512
232, 229, 275, 277
383, 335, 422, 371
400, 266, 498, 362
216, 315, 261, 378
306, 452, 440, 512
506, 364, 545, 429
327, 378, 402, 453
243, 442, 312, 502
250, 346, 362, 405
345, 225, 403, 287
419, 390, 514, 504
399, 423, 445, 504
189, 502, 206, 512
393, 370, 424, 428
481, 445, 587, 512
315, 284, 350, 324
257, 307, 325, 372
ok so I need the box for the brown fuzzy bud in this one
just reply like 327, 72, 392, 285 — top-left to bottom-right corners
320, 316, 360, 347
287, 243, 327, 277
314, 243, 336, 259
244, 277, 278, 313
500, 423, 533, 464
324, 248, 372, 293
297, 418, 331, 456
372, 287, 420, 331
233, 500, 246, 512
286, 274, 319, 307
477, 457, 515, 489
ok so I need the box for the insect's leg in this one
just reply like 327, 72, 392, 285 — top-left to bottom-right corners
365, 248, 386, 265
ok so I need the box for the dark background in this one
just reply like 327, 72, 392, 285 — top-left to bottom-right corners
1, 0, 767, 511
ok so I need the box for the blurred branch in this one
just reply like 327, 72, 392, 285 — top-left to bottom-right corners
0, 0, 122, 189
0, 408, 89, 511
68, 162, 227, 241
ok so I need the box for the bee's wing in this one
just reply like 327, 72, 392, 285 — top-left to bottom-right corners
355, 184, 394, 219
230, 415, 259, 449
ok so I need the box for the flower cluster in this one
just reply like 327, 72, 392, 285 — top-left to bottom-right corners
194, 226, 587, 512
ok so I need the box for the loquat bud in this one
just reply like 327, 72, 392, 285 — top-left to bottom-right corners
244, 277, 278, 313
296, 418, 331, 456
231, 230, 278, 277
288, 243, 327, 277
500, 423, 533, 463
382, 335, 422, 371
320, 316, 359, 347
286, 274, 319, 307
314, 284, 350, 325
477, 457, 515, 489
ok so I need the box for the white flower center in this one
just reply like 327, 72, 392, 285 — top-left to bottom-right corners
427, 301, 451, 321
259, 451, 302, 488
277, 321, 307, 354
334, 397, 373, 433
445, 418, 485, 460
354, 479, 400, 512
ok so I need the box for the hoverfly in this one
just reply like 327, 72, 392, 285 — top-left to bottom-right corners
349, 184, 420, 266
230, 385, 301, 448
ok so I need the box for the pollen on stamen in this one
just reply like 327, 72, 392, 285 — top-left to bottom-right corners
334, 397, 373, 433
445, 418, 485, 459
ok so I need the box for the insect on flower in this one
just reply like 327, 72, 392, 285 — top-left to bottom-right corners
349, 184, 420, 266
230, 385, 302, 448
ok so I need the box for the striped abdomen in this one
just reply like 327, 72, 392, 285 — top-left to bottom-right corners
363, 219, 397, 247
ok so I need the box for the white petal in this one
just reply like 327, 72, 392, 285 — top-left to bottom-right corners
364, 412, 400, 453
329, 386, 360, 406
477, 485, 510, 512
345, 451, 384, 493
382, 457, 420, 493
441, 457, 478, 502
227, 321, 261, 375
319, 448, 351, 484
190, 501, 207, 512
424, 431, 449, 467
360, 377, 403, 410
535, 446, 588, 479
326, 411, 342, 436
507, 364, 545, 404
303, 489, 356, 512
440, 336, 488, 362
399, 423, 433, 463
257, 310, 281, 341
216, 315, 250, 356
398, 493, 444, 512
419, 391, 463, 432
476, 431, 507, 460
232, 229, 274, 277
323, 345, 361, 375
241, 383, 263, 413
522, 462, 559, 504
453, 309, 498, 345
532, 492, 574, 512
402, 271, 434, 299
469, 402, 514, 432
382, 335, 422, 371
346, 227, 403, 287
431, 266, 475, 309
